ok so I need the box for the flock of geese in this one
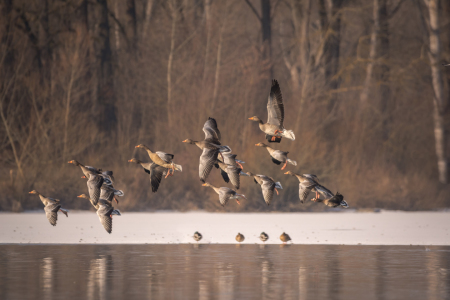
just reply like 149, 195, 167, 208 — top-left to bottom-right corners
28, 79, 348, 239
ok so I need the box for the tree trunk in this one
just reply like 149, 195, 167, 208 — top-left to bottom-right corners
360, 0, 380, 107
427, 0, 448, 183
167, 4, 177, 127
202, 0, 212, 85
211, 9, 228, 114
97, 0, 117, 134
260, 0, 272, 78
127, 0, 137, 50
142, 0, 155, 40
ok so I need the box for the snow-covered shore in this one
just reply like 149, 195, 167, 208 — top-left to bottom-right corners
0, 211, 449, 245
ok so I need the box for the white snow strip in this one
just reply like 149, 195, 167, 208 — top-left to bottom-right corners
0, 211, 449, 245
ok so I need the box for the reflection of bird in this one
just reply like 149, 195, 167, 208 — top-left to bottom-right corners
260, 232, 269, 242
29, 190, 68, 226
313, 192, 349, 208
128, 158, 168, 192
280, 232, 291, 243
284, 171, 333, 203
193, 231, 202, 242
255, 143, 297, 170
236, 233, 245, 243
202, 182, 247, 206
248, 80, 295, 143
246, 172, 282, 206
135, 144, 182, 177
183, 118, 231, 182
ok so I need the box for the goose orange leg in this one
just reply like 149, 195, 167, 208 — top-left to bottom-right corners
281, 161, 288, 170
236, 199, 241, 205
237, 162, 244, 169
274, 188, 279, 195
114, 197, 119, 204
271, 136, 276, 141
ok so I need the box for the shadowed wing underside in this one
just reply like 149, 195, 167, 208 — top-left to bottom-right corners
87, 174, 104, 206
97, 204, 114, 233
266, 80, 284, 128
203, 117, 221, 144
44, 203, 61, 226
199, 148, 219, 182
149, 163, 167, 192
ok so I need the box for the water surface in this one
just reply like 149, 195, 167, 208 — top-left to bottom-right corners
0, 244, 449, 299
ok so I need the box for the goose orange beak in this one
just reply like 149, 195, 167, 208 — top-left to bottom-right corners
284, 172, 289, 174
128, 159, 132, 162
68, 160, 74, 163
81, 176, 86, 178
202, 183, 207, 186
248, 117, 254, 120
28, 191, 33, 194
182, 139, 188, 143
77, 195, 83, 198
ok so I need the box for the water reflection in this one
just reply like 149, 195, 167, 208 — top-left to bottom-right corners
0, 245, 449, 300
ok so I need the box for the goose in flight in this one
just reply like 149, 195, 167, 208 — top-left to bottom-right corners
284, 172, 334, 203
248, 80, 295, 143
29, 190, 68, 226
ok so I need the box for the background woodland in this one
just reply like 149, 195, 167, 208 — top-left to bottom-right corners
2, 0, 450, 212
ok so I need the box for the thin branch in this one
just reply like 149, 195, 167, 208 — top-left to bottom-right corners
244, 0, 261, 21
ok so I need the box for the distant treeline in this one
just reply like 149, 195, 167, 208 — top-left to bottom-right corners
1, 0, 450, 212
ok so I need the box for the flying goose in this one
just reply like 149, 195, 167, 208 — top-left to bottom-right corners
183, 118, 231, 182
255, 143, 297, 170
135, 145, 182, 177
313, 192, 349, 208
202, 182, 247, 206
77, 192, 121, 234
29, 190, 68, 226
284, 171, 334, 203
128, 158, 168, 192
248, 80, 295, 143
245, 172, 282, 205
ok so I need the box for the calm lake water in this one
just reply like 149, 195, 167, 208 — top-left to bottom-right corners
0, 244, 449, 300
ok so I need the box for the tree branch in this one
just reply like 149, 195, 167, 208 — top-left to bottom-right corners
244, 0, 261, 21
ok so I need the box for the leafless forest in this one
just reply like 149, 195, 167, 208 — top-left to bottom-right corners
1, 0, 450, 212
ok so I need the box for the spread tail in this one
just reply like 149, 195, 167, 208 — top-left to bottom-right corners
240, 171, 250, 176
275, 182, 283, 189
340, 200, 349, 208
235, 159, 245, 164
112, 209, 121, 216
282, 129, 295, 141
287, 158, 297, 166
114, 189, 124, 197
219, 145, 232, 153
174, 164, 183, 172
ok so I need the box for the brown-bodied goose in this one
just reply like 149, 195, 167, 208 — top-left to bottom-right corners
313, 192, 349, 208
214, 160, 249, 190
245, 172, 282, 205
248, 80, 295, 143
236, 233, 245, 243
255, 143, 297, 170
77, 191, 121, 234
128, 158, 168, 192
284, 171, 334, 203
202, 182, 247, 206
280, 232, 291, 243
135, 145, 182, 177
29, 190, 68, 226
68, 160, 105, 205
183, 118, 231, 182
218, 150, 245, 169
